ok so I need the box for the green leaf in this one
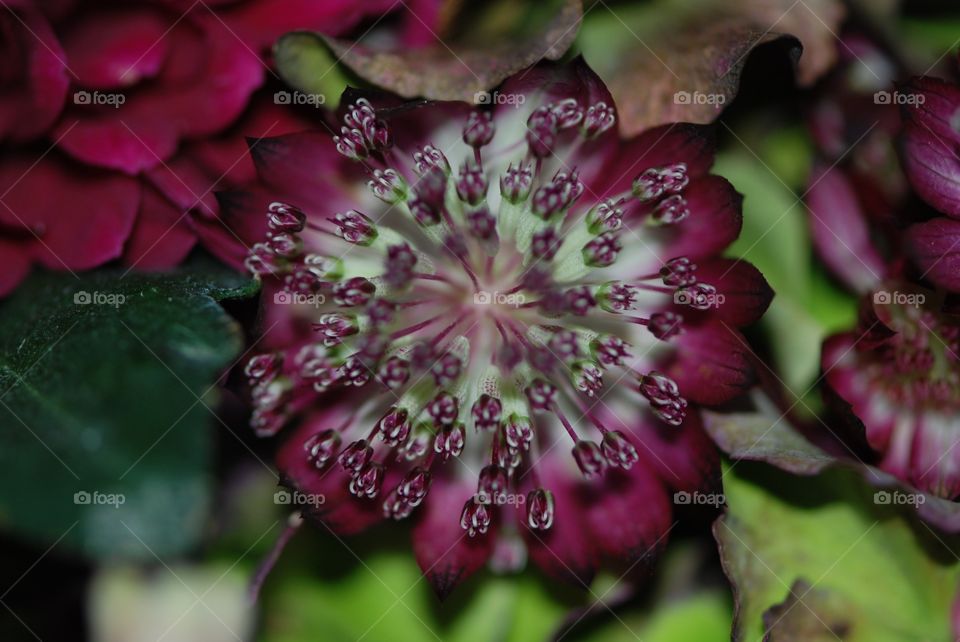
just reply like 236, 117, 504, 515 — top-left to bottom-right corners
715, 138, 857, 401
0, 261, 257, 560
260, 552, 566, 642
717, 460, 960, 641
273, 33, 352, 109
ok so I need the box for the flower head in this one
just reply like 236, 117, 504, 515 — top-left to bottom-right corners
241, 60, 771, 597
824, 286, 960, 498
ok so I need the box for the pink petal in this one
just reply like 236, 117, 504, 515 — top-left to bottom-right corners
54, 15, 264, 173
521, 458, 597, 587
0, 154, 139, 270
905, 217, 960, 293
0, 2, 69, 142
664, 322, 754, 406
806, 164, 886, 292
655, 175, 743, 260
689, 258, 774, 327
0, 237, 33, 296
60, 7, 169, 89
122, 185, 196, 270
412, 478, 494, 601
582, 465, 672, 569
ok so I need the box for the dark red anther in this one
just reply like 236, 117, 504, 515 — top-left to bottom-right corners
304, 429, 341, 468
245, 353, 282, 382
460, 499, 492, 537
526, 105, 558, 158
500, 162, 534, 202
471, 394, 503, 431
548, 330, 580, 360
431, 352, 462, 387
383, 243, 417, 288
660, 256, 697, 286
601, 430, 639, 469
647, 311, 684, 340
467, 207, 497, 240
632, 163, 689, 202
590, 334, 631, 367
427, 391, 459, 427
331, 210, 377, 245
333, 276, 376, 307
531, 227, 561, 261
582, 231, 622, 267
349, 462, 385, 498
338, 354, 372, 387
526, 489, 555, 530
572, 440, 606, 478
433, 423, 466, 461
376, 407, 410, 445
564, 286, 596, 316
267, 202, 307, 233
476, 465, 508, 505
456, 161, 488, 205
525, 379, 557, 411
463, 111, 495, 148
338, 439, 373, 475
377, 356, 410, 390
397, 467, 431, 506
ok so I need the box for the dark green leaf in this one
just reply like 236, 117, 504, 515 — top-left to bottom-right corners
0, 262, 257, 560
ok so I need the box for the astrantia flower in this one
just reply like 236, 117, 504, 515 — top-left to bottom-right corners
823, 285, 960, 498
240, 60, 772, 597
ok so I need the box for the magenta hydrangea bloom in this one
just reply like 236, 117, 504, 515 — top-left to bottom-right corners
0, 0, 433, 294
239, 60, 772, 597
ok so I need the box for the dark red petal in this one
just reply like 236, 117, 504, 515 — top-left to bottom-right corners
0, 3, 69, 142
412, 479, 494, 601
583, 465, 671, 569
60, 7, 169, 89
598, 123, 715, 199
0, 238, 33, 296
687, 258, 774, 327
275, 406, 388, 535
900, 77, 960, 146
222, 0, 398, 51
664, 322, 755, 406
602, 405, 720, 494
192, 190, 271, 270
0, 154, 138, 270
122, 185, 197, 270
521, 458, 597, 587
901, 121, 960, 219
906, 217, 960, 292
656, 175, 742, 260
806, 165, 886, 291
54, 18, 263, 173
249, 132, 362, 213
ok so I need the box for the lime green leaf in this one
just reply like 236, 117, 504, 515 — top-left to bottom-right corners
260, 552, 565, 642
717, 461, 960, 641
0, 261, 257, 560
